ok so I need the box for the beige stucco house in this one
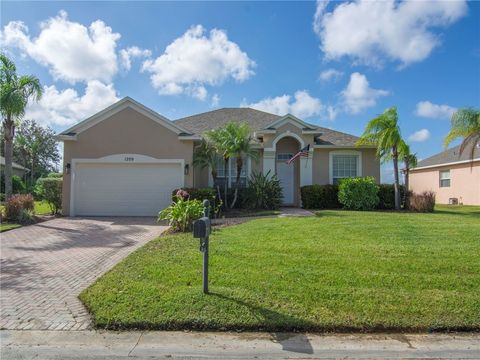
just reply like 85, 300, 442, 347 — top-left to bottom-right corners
409, 144, 480, 205
58, 97, 380, 216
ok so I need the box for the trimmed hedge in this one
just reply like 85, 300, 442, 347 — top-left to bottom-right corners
36, 177, 63, 214
1, 174, 26, 195
300, 185, 340, 209
338, 177, 379, 211
377, 184, 406, 210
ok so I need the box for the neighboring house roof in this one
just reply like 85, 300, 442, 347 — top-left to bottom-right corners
0, 156, 29, 171
175, 108, 361, 147
414, 144, 480, 169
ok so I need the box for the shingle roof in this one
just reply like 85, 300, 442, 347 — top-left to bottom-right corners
0, 156, 29, 170
174, 108, 360, 146
174, 108, 282, 135
415, 143, 480, 168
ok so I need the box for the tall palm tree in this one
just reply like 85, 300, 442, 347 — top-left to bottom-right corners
193, 139, 221, 201
1, 54, 42, 198
444, 107, 480, 161
206, 126, 231, 209
356, 106, 403, 210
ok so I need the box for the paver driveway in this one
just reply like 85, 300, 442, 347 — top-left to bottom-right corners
0, 217, 168, 331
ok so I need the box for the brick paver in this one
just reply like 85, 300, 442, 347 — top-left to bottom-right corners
0, 217, 168, 330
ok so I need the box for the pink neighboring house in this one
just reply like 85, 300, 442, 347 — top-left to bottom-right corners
410, 144, 480, 206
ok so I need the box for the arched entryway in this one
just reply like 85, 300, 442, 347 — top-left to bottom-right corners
275, 136, 302, 206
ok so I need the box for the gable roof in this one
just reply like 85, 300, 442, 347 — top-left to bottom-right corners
58, 97, 192, 140
175, 108, 361, 147
414, 144, 480, 169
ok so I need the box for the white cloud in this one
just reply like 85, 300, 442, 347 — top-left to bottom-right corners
408, 128, 431, 142
242, 90, 329, 119
319, 68, 343, 82
210, 94, 220, 108
313, 0, 467, 67
119, 46, 151, 71
25, 80, 119, 127
1, 11, 121, 83
341, 72, 389, 114
415, 101, 456, 119
142, 25, 255, 100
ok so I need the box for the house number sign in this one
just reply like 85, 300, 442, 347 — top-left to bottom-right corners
124, 157, 135, 162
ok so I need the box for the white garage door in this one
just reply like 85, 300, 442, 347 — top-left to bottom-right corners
73, 162, 182, 216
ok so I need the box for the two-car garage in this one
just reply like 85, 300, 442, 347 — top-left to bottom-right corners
71, 159, 183, 217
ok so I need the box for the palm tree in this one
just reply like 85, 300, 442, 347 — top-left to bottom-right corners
193, 139, 222, 201
356, 106, 403, 210
1, 54, 42, 198
222, 122, 258, 208
398, 140, 417, 193
444, 107, 480, 161
207, 122, 258, 209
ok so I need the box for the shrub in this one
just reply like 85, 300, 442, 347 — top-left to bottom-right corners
5, 194, 35, 221
377, 184, 406, 210
36, 177, 63, 214
243, 171, 283, 210
172, 188, 220, 217
47, 172, 63, 178
300, 184, 340, 209
159, 196, 204, 232
17, 208, 35, 225
338, 177, 379, 211
408, 191, 435, 212
1, 174, 26, 195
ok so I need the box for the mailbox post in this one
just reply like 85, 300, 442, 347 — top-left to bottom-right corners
193, 200, 211, 294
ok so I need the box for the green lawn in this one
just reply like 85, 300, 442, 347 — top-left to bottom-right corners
80, 206, 480, 332
0, 201, 52, 232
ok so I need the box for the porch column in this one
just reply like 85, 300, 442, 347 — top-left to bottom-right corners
300, 148, 314, 186
263, 150, 276, 178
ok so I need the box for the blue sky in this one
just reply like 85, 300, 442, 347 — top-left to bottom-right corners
1, 1, 479, 181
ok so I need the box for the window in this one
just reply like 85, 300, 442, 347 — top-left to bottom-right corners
277, 153, 293, 161
213, 155, 248, 187
439, 170, 450, 187
331, 153, 360, 185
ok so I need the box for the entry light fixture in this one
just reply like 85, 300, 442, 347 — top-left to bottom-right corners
66, 163, 71, 174
184, 164, 189, 175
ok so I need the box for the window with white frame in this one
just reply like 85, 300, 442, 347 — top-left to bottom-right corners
439, 170, 450, 187
214, 155, 248, 187
330, 152, 360, 185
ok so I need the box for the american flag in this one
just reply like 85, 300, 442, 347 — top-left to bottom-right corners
286, 144, 310, 164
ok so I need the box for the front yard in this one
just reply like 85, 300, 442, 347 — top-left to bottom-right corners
80, 206, 480, 332
0, 201, 52, 232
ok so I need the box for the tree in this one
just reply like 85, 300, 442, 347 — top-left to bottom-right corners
0, 54, 42, 198
14, 120, 60, 186
206, 122, 258, 209
193, 139, 222, 201
356, 107, 403, 210
398, 140, 417, 193
444, 107, 480, 161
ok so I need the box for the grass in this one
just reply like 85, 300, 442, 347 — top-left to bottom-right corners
81, 205, 480, 332
0, 201, 52, 232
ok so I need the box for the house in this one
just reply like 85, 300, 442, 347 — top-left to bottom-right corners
57, 97, 380, 216
409, 144, 480, 205
0, 156, 29, 178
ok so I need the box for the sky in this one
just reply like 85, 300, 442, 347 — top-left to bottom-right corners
1, 1, 479, 182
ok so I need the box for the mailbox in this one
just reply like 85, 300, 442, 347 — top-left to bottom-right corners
193, 216, 211, 238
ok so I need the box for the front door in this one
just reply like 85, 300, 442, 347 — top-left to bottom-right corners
277, 157, 294, 205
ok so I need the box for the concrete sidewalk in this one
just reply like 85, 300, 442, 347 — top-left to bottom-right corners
1, 330, 479, 359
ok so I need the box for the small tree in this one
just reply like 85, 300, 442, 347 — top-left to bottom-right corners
398, 141, 417, 193
0, 54, 43, 199
356, 107, 403, 210
36, 177, 62, 214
